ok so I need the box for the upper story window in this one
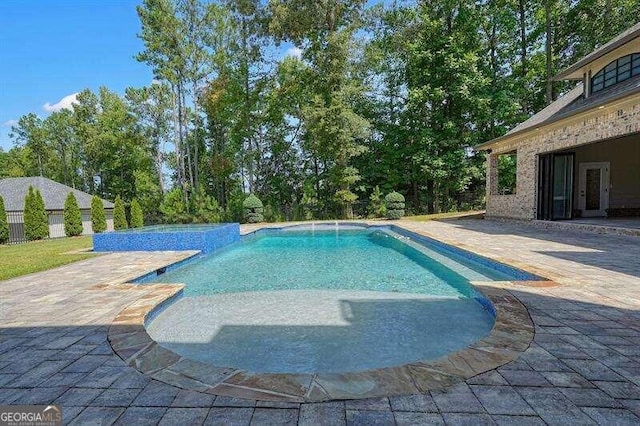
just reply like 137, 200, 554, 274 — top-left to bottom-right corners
591, 53, 640, 94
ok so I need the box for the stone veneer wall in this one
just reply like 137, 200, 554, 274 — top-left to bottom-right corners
486, 95, 640, 220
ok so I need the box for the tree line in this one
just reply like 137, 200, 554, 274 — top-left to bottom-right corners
1, 0, 637, 222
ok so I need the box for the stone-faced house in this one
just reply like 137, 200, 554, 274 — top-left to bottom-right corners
478, 23, 640, 221
0, 176, 114, 241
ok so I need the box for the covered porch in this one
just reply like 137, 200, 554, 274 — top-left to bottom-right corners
536, 132, 640, 222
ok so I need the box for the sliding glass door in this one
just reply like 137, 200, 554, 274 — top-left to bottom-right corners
537, 153, 574, 220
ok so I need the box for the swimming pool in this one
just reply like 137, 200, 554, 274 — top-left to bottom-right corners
139, 224, 538, 374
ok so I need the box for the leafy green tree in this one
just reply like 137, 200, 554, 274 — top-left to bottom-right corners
137, 0, 209, 200
0, 195, 9, 244
43, 109, 80, 188
126, 83, 173, 196
161, 188, 190, 223
269, 0, 371, 219
1, 147, 34, 178
63, 193, 83, 237
222, 188, 246, 223
402, 1, 489, 213
191, 186, 222, 223
113, 196, 128, 230
6, 0, 640, 222
130, 199, 145, 228
88, 88, 153, 201
9, 113, 48, 177
91, 195, 107, 233
0, 148, 7, 178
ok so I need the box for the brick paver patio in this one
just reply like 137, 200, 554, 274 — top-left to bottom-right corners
1, 219, 640, 425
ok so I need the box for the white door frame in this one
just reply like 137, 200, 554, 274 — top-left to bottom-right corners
578, 162, 610, 217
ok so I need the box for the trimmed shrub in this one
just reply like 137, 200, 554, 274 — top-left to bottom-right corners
385, 191, 405, 220
113, 196, 128, 230
242, 193, 264, 223
130, 199, 144, 228
63, 192, 83, 237
25, 187, 49, 240
91, 195, 107, 233
0, 195, 8, 244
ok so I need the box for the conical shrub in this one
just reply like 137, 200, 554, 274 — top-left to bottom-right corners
130, 199, 144, 228
24, 186, 49, 240
64, 192, 83, 237
113, 196, 128, 230
91, 195, 107, 233
34, 189, 49, 239
0, 195, 9, 244
23, 187, 35, 240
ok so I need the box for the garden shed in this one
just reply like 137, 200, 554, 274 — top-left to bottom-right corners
0, 176, 114, 242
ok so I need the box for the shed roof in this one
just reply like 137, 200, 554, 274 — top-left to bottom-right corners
0, 177, 114, 211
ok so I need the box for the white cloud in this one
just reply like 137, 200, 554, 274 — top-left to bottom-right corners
286, 47, 303, 59
2, 119, 18, 127
43, 92, 79, 112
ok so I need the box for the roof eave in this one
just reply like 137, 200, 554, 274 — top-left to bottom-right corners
553, 74, 584, 82
475, 86, 640, 151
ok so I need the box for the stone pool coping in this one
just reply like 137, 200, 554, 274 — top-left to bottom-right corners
106, 221, 560, 401
108, 283, 538, 402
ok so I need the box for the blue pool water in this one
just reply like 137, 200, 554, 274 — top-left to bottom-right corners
145, 228, 513, 297
143, 225, 521, 374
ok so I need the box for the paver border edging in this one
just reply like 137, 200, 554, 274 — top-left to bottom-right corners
108, 282, 535, 402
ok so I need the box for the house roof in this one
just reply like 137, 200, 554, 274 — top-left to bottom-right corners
0, 177, 114, 211
478, 23, 640, 151
554, 22, 640, 80
477, 74, 640, 150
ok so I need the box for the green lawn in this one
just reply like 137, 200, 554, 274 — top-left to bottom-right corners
0, 236, 97, 281
405, 210, 485, 222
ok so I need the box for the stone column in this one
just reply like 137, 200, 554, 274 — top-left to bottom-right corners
486, 152, 499, 199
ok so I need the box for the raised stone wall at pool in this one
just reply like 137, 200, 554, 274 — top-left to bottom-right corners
93, 223, 240, 253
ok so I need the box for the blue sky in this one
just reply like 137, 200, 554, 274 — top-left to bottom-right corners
0, 1, 154, 150
0, 0, 394, 151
